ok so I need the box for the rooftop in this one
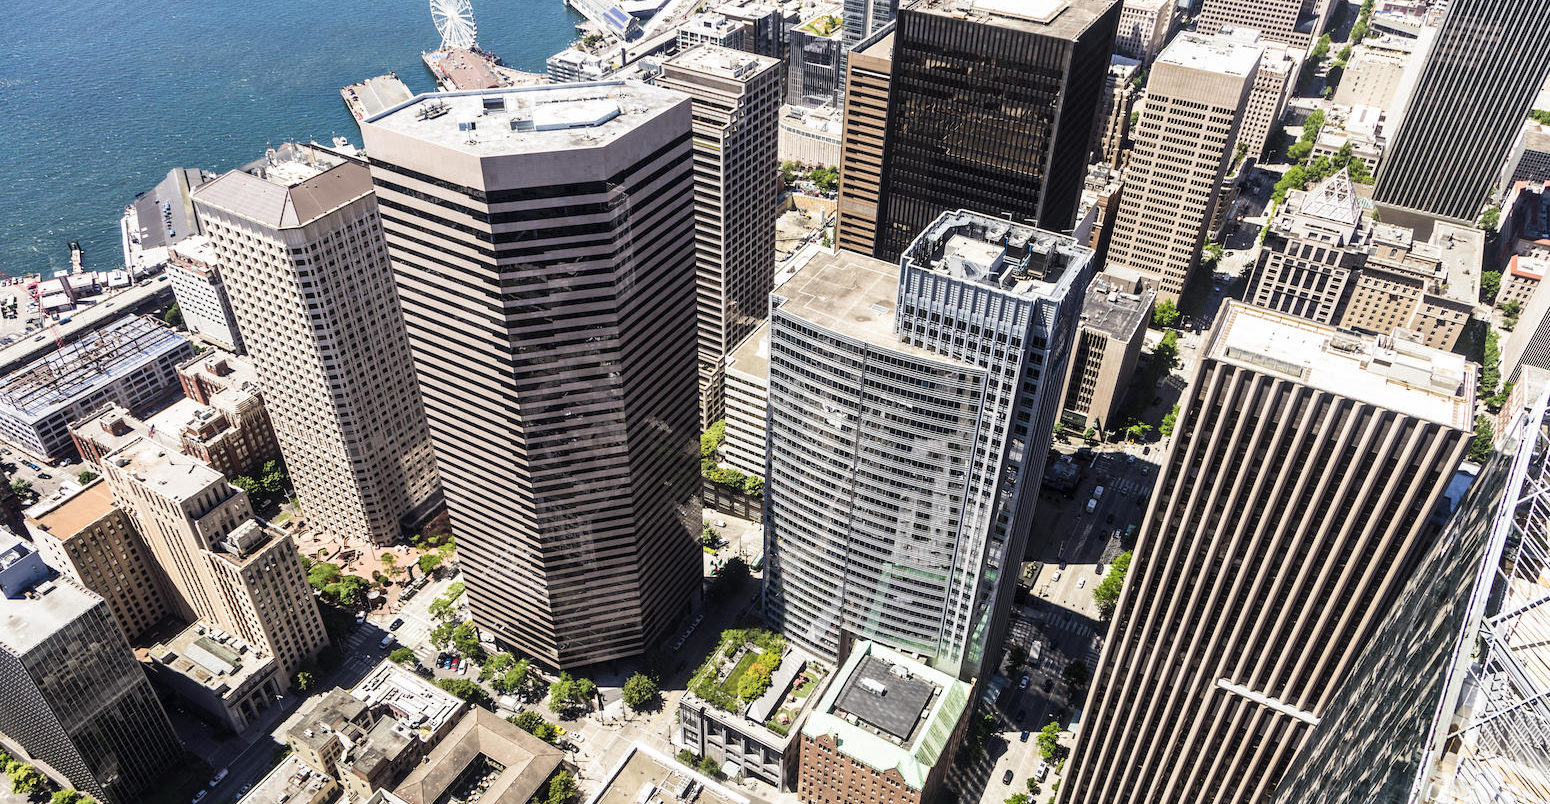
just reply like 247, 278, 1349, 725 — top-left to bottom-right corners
27, 481, 118, 541
900, 209, 1093, 299
588, 743, 748, 804
913, 0, 1117, 39
665, 44, 779, 79
1428, 219, 1484, 305
0, 316, 189, 421
393, 707, 564, 804
1081, 271, 1155, 340
0, 575, 101, 656
1157, 31, 1264, 78
193, 142, 370, 230
289, 688, 373, 753
105, 435, 225, 504
238, 755, 336, 804
1208, 302, 1475, 429
362, 81, 686, 158
150, 619, 274, 695
801, 641, 972, 791
725, 320, 770, 384
351, 659, 465, 739
773, 251, 952, 363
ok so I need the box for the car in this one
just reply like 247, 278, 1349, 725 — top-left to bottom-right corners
1020, 730, 1031, 742
1018, 674, 1030, 690
191, 792, 207, 804
1076, 577, 1087, 589
238, 784, 251, 795
379, 635, 394, 648
389, 618, 404, 631
210, 768, 228, 787
714, 520, 727, 528
1041, 679, 1054, 692
1093, 485, 1105, 499
460, 662, 468, 675
1140, 465, 1150, 475
1127, 454, 1136, 464
1050, 570, 1062, 582
1085, 498, 1098, 514
450, 657, 460, 670
37, 472, 50, 479
1003, 770, 1016, 785
1035, 762, 1050, 782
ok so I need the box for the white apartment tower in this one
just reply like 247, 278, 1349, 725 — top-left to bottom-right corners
763, 212, 1093, 680
1106, 32, 1261, 300
658, 46, 782, 426
191, 143, 442, 546
359, 83, 703, 669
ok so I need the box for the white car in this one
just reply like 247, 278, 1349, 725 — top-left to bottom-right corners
1034, 761, 1049, 782
1076, 577, 1087, 589
1050, 570, 1062, 582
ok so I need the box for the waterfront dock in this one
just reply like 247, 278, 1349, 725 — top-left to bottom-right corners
421, 47, 550, 91
341, 74, 414, 120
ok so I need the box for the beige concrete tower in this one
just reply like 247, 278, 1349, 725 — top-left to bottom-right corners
191, 143, 441, 546
658, 46, 782, 426
1196, 0, 1333, 49
835, 25, 894, 257
100, 437, 327, 679
1106, 33, 1261, 301
1061, 302, 1475, 804
359, 82, 702, 669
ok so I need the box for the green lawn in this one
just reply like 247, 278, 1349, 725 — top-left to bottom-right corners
722, 650, 764, 695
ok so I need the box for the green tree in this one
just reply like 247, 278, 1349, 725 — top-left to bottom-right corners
450, 621, 486, 663
1483, 328, 1503, 397
509, 709, 545, 733
1468, 415, 1496, 463
77, 470, 98, 484
1008, 644, 1028, 669
1336, 44, 1352, 63
1480, 206, 1502, 233
810, 167, 840, 193
622, 673, 659, 710
231, 475, 260, 496
1124, 422, 1153, 443
1481, 270, 1502, 302
1006, 795, 1032, 804
8, 763, 46, 796
323, 575, 369, 607
294, 670, 316, 692
738, 660, 774, 701
1310, 34, 1330, 61
1063, 659, 1090, 694
437, 678, 492, 708
1092, 551, 1133, 619
163, 303, 184, 328
1154, 329, 1180, 368
480, 652, 514, 681
494, 658, 534, 697
52, 792, 93, 804
260, 459, 289, 495
306, 561, 342, 590
701, 420, 727, 459
417, 552, 443, 576
543, 771, 578, 804
549, 673, 577, 714
430, 621, 458, 650
1151, 299, 1180, 329
1159, 404, 1180, 437
1036, 722, 1063, 761
389, 647, 418, 666
9, 479, 32, 501
698, 755, 721, 777
701, 523, 722, 549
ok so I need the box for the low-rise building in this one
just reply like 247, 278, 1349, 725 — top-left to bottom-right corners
778, 104, 842, 167
1059, 270, 1154, 433
0, 315, 193, 459
167, 236, 244, 352
146, 619, 283, 733
678, 648, 830, 789
238, 755, 338, 804
588, 743, 749, 804
546, 48, 610, 83
679, 13, 748, 50
26, 482, 168, 642
394, 707, 565, 804
1502, 119, 1550, 193
721, 323, 769, 479
796, 641, 972, 804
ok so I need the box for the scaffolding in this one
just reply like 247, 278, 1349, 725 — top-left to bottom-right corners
0, 316, 185, 418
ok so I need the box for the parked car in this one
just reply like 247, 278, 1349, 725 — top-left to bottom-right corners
1002, 770, 1015, 785
209, 768, 228, 787
1020, 731, 1030, 742
389, 618, 404, 631
1085, 498, 1098, 514
1077, 577, 1087, 589
1035, 762, 1050, 782
191, 791, 207, 804
1018, 674, 1030, 690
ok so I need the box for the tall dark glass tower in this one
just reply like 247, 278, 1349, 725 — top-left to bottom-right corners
871, 0, 1120, 262
1373, 0, 1550, 222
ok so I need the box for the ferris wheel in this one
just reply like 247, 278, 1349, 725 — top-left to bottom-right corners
430, 0, 478, 50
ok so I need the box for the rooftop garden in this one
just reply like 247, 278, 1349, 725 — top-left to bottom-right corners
688, 627, 786, 711
800, 14, 842, 36
766, 662, 828, 736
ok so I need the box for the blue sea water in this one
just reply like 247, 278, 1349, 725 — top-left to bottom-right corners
0, 0, 581, 277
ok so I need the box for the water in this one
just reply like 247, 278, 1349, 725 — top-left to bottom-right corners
0, 0, 582, 277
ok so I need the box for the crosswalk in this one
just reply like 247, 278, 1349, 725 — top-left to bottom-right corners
1044, 609, 1093, 638
337, 627, 385, 678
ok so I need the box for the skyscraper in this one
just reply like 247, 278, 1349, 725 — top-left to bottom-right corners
1372, 0, 1550, 223
1195, 0, 1331, 49
1105, 32, 1261, 300
658, 46, 782, 426
1271, 379, 1550, 804
192, 143, 442, 546
1062, 302, 1475, 804
870, 0, 1121, 261
359, 82, 702, 669
0, 565, 180, 804
763, 211, 1092, 680
843, 0, 899, 46
835, 23, 895, 256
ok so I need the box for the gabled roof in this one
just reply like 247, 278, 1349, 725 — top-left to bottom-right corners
192, 155, 371, 231
1299, 168, 1361, 226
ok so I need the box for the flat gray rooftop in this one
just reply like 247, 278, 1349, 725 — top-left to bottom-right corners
665, 44, 780, 79
363, 81, 685, 157
775, 251, 953, 363
0, 578, 99, 656
1159, 31, 1264, 78
1082, 273, 1152, 339
912, 0, 1117, 40
833, 656, 937, 742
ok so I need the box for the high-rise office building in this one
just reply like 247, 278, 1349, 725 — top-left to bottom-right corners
843, 0, 898, 45
167, 236, 245, 353
0, 566, 180, 804
1059, 270, 1154, 433
763, 211, 1092, 680
1062, 302, 1475, 804
870, 0, 1121, 261
835, 23, 895, 256
100, 437, 327, 679
658, 46, 782, 426
1115, 0, 1175, 62
1195, 0, 1332, 49
1372, 0, 1550, 223
1105, 32, 1260, 300
1091, 55, 1140, 169
192, 143, 442, 546
1271, 380, 1550, 804
359, 82, 702, 669
1223, 28, 1299, 161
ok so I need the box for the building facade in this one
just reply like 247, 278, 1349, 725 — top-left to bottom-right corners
192, 142, 442, 546
359, 83, 702, 668
167, 235, 245, 352
26, 483, 168, 642
1091, 56, 1139, 170
786, 13, 846, 108
1232, 30, 1298, 160
1195, 0, 1331, 49
1115, 0, 1174, 62
835, 24, 894, 256
146, 619, 283, 733
764, 212, 1091, 679
871, 0, 1121, 261
1373, 0, 1550, 222
1059, 270, 1154, 432
1061, 302, 1475, 804
659, 46, 782, 426
1105, 32, 1260, 300
722, 323, 769, 479
0, 573, 180, 804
